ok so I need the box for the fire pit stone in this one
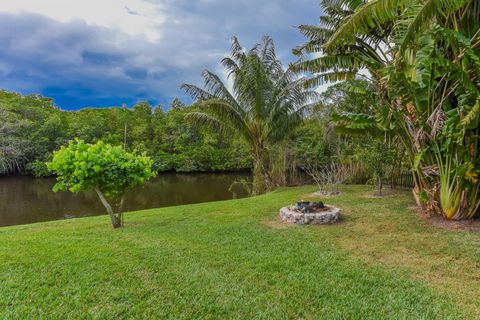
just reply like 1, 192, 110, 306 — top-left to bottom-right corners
280, 200, 340, 224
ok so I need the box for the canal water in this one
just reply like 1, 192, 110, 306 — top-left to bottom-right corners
0, 172, 251, 227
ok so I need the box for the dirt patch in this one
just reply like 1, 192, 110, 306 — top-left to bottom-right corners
410, 206, 480, 232
362, 189, 403, 198
308, 191, 341, 198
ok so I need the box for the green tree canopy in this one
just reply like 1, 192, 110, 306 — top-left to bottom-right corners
0, 90, 251, 176
47, 139, 156, 228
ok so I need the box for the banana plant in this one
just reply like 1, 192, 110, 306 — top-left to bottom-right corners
295, 0, 480, 219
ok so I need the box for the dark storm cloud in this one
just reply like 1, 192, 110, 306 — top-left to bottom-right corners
0, 1, 321, 109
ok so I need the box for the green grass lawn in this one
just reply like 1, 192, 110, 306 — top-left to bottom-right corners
1, 185, 480, 319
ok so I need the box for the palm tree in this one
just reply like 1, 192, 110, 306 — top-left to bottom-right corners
292, 0, 393, 87
182, 36, 319, 194
295, 0, 480, 219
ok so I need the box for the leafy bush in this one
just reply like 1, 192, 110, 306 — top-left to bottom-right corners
25, 159, 51, 178
47, 139, 156, 228
357, 141, 396, 195
152, 145, 251, 173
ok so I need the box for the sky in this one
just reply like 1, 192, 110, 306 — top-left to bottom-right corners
0, 0, 322, 110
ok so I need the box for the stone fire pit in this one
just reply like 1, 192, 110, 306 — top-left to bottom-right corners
280, 201, 340, 225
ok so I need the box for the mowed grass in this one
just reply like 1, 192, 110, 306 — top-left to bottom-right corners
1, 185, 479, 319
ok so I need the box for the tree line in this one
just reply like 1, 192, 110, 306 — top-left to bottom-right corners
0, 90, 252, 176
0, 76, 400, 192
0, 87, 343, 181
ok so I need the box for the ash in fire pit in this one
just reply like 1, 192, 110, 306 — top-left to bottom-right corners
280, 200, 340, 225
294, 201, 325, 213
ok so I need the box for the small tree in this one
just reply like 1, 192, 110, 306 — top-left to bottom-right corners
47, 139, 156, 228
302, 162, 350, 195
358, 140, 396, 196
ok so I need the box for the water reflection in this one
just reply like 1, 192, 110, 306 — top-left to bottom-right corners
0, 172, 251, 227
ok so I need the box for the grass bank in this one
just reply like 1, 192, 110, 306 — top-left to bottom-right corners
1, 185, 479, 319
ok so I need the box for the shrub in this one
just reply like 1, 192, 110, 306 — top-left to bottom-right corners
47, 139, 156, 228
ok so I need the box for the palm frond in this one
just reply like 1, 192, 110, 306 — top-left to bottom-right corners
180, 83, 215, 101
291, 55, 360, 73
323, 0, 401, 51
304, 71, 358, 88
398, 0, 436, 51
185, 112, 230, 136
196, 99, 248, 134
230, 36, 247, 66
332, 112, 381, 135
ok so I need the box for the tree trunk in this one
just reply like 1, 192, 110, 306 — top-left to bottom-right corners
252, 145, 272, 195
378, 176, 383, 196
118, 195, 125, 227
252, 160, 269, 195
94, 187, 122, 228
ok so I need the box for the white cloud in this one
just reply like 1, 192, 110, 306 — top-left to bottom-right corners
0, 0, 322, 108
0, 0, 165, 41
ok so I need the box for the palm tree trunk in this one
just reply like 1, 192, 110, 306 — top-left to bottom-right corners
252, 146, 272, 195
